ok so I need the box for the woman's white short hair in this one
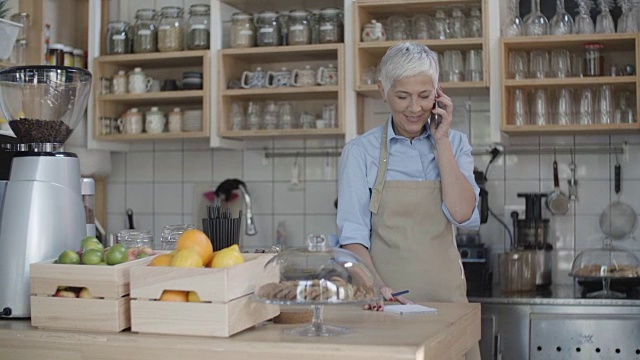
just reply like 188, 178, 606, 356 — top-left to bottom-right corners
378, 42, 439, 96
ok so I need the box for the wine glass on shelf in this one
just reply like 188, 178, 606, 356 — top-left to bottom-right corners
550, 0, 574, 35
523, 0, 549, 35
502, 0, 523, 37
575, 0, 595, 34
595, 0, 615, 33
616, 0, 638, 33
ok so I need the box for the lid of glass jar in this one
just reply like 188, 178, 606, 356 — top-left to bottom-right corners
257, 11, 278, 18
320, 7, 341, 15
253, 234, 381, 305
231, 12, 253, 20
160, 6, 183, 17
289, 9, 310, 16
570, 244, 640, 279
49, 43, 65, 50
73, 48, 84, 55
108, 21, 129, 29
148, 106, 161, 112
470, 6, 482, 16
135, 8, 156, 19
130, 67, 143, 74
189, 4, 210, 15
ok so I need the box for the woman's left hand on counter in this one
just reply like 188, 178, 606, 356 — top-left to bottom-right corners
430, 86, 453, 142
363, 286, 414, 311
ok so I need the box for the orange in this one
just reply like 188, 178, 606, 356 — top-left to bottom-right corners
149, 253, 173, 266
175, 229, 213, 265
159, 290, 188, 302
170, 248, 204, 268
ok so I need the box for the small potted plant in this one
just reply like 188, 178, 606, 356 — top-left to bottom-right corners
0, 0, 23, 60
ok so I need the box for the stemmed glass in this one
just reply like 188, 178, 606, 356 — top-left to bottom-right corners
524, 0, 549, 35
616, 0, 638, 33
502, 0, 523, 36
550, 0, 574, 35
575, 0, 595, 34
595, 0, 615, 33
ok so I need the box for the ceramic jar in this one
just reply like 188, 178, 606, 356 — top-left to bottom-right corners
241, 67, 267, 88
292, 65, 316, 87
112, 70, 128, 94
317, 64, 338, 85
168, 107, 183, 132
266, 67, 291, 87
361, 20, 386, 42
121, 108, 143, 134
128, 67, 152, 94
145, 107, 166, 134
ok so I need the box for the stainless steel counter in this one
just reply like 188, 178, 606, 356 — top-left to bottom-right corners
469, 284, 640, 306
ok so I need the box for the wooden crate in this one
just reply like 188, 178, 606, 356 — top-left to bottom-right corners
29, 256, 155, 332
130, 253, 280, 337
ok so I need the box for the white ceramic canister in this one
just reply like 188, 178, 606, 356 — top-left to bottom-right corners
128, 67, 153, 94
168, 107, 182, 133
112, 70, 128, 94
145, 106, 166, 134
122, 108, 143, 134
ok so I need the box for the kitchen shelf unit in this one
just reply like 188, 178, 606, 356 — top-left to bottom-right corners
93, 50, 210, 141
218, 43, 345, 139
501, 34, 639, 135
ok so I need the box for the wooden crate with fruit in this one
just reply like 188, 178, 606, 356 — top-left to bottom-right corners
29, 240, 157, 332
130, 252, 280, 337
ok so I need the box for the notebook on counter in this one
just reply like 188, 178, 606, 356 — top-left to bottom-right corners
385, 304, 438, 315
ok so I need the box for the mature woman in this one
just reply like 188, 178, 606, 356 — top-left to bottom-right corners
337, 42, 480, 359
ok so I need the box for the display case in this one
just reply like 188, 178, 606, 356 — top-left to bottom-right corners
500, 33, 639, 135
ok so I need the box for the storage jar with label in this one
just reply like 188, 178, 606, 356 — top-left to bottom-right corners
319, 8, 343, 43
230, 12, 255, 48
48, 43, 65, 65
187, 4, 210, 50
288, 10, 311, 45
106, 21, 132, 54
133, 9, 157, 53
256, 11, 280, 47
158, 6, 184, 52
63, 46, 74, 66
73, 48, 85, 68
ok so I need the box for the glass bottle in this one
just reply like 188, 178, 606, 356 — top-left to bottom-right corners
256, 11, 281, 47
502, 0, 523, 36
106, 21, 132, 55
288, 10, 311, 45
231, 102, 245, 130
550, 0, 574, 35
158, 6, 184, 52
160, 224, 196, 251
230, 12, 255, 48
133, 9, 157, 53
523, 0, 549, 36
319, 8, 343, 43
467, 6, 482, 37
187, 4, 210, 50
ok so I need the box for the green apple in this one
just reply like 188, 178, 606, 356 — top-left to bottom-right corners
81, 236, 101, 249
58, 250, 81, 265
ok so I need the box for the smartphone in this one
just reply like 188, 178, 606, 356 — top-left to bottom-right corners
430, 100, 441, 129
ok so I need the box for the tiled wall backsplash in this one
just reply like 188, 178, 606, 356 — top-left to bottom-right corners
107, 95, 640, 285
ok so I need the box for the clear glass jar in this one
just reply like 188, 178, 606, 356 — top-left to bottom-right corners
467, 6, 482, 37
133, 9, 157, 53
160, 224, 196, 251
448, 7, 465, 38
230, 12, 255, 48
319, 8, 342, 43
187, 4, 210, 50
288, 10, 311, 45
158, 6, 184, 52
106, 21, 132, 55
584, 43, 604, 77
256, 11, 280, 46
117, 229, 154, 250
432, 8, 448, 40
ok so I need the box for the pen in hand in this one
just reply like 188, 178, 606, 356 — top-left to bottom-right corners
390, 290, 409, 298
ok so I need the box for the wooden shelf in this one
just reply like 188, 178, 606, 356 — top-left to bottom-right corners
219, 128, 344, 139
358, 38, 483, 55
356, 82, 488, 98
98, 90, 203, 104
96, 50, 209, 67
502, 123, 640, 135
222, 86, 339, 101
220, 43, 341, 62
356, 0, 480, 16
95, 131, 208, 141
219, 0, 342, 14
503, 76, 637, 89
501, 33, 637, 52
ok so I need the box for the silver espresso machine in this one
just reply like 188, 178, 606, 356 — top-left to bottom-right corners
0, 66, 92, 318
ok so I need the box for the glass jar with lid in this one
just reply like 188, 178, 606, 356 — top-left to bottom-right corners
158, 6, 184, 52
255, 11, 281, 47
133, 9, 157, 53
230, 12, 255, 48
117, 229, 154, 250
288, 10, 311, 45
319, 8, 343, 43
447, 7, 466, 38
466, 6, 483, 38
160, 224, 196, 251
187, 4, 210, 50
106, 21, 132, 55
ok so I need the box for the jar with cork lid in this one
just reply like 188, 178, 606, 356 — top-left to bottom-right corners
158, 6, 185, 52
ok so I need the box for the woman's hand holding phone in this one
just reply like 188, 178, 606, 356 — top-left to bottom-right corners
429, 86, 453, 142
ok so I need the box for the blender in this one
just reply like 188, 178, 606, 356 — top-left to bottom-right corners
0, 66, 92, 318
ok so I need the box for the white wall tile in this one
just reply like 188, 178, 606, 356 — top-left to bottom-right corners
611, 134, 640, 145
182, 183, 195, 214
549, 214, 575, 250
245, 139, 273, 150
478, 215, 507, 249
469, 111, 492, 146
273, 182, 304, 214
107, 213, 126, 234
126, 152, 154, 182
153, 214, 184, 249
304, 182, 338, 214
154, 140, 183, 151
469, 95, 490, 111
473, 154, 505, 181
539, 135, 573, 146
304, 215, 338, 238
274, 157, 304, 182
154, 183, 183, 214
504, 180, 540, 206
132, 214, 154, 235
274, 139, 304, 149
553, 250, 575, 285
505, 154, 539, 180
129, 142, 154, 151
540, 153, 572, 180
213, 149, 242, 181
183, 139, 211, 150
183, 150, 213, 182
107, 183, 126, 215
245, 182, 273, 215
305, 139, 337, 149
575, 152, 610, 180
575, 215, 607, 250
485, 180, 505, 215
243, 150, 272, 181
241, 216, 273, 250
110, 153, 126, 182
575, 135, 609, 145
126, 184, 154, 213
574, 180, 610, 215
154, 152, 183, 182
619, 144, 640, 179
274, 215, 305, 248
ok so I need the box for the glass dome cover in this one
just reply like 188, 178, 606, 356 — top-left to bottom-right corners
253, 234, 381, 305
570, 243, 640, 279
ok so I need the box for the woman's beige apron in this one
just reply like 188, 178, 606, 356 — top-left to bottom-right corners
368, 120, 480, 360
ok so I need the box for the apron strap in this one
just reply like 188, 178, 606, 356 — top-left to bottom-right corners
369, 119, 390, 214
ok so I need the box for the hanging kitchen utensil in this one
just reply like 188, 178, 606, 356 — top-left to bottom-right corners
599, 160, 637, 240
567, 148, 578, 201
126, 208, 135, 229
547, 149, 570, 215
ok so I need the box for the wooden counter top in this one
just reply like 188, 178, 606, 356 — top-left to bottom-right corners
0, 302, 480, 360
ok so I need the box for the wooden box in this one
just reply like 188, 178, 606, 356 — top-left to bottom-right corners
130, 253, 280, 337
29, 256, 154, 332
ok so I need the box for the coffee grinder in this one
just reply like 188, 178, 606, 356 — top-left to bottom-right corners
0, 66, 92, 318
511, 192, 552, 287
